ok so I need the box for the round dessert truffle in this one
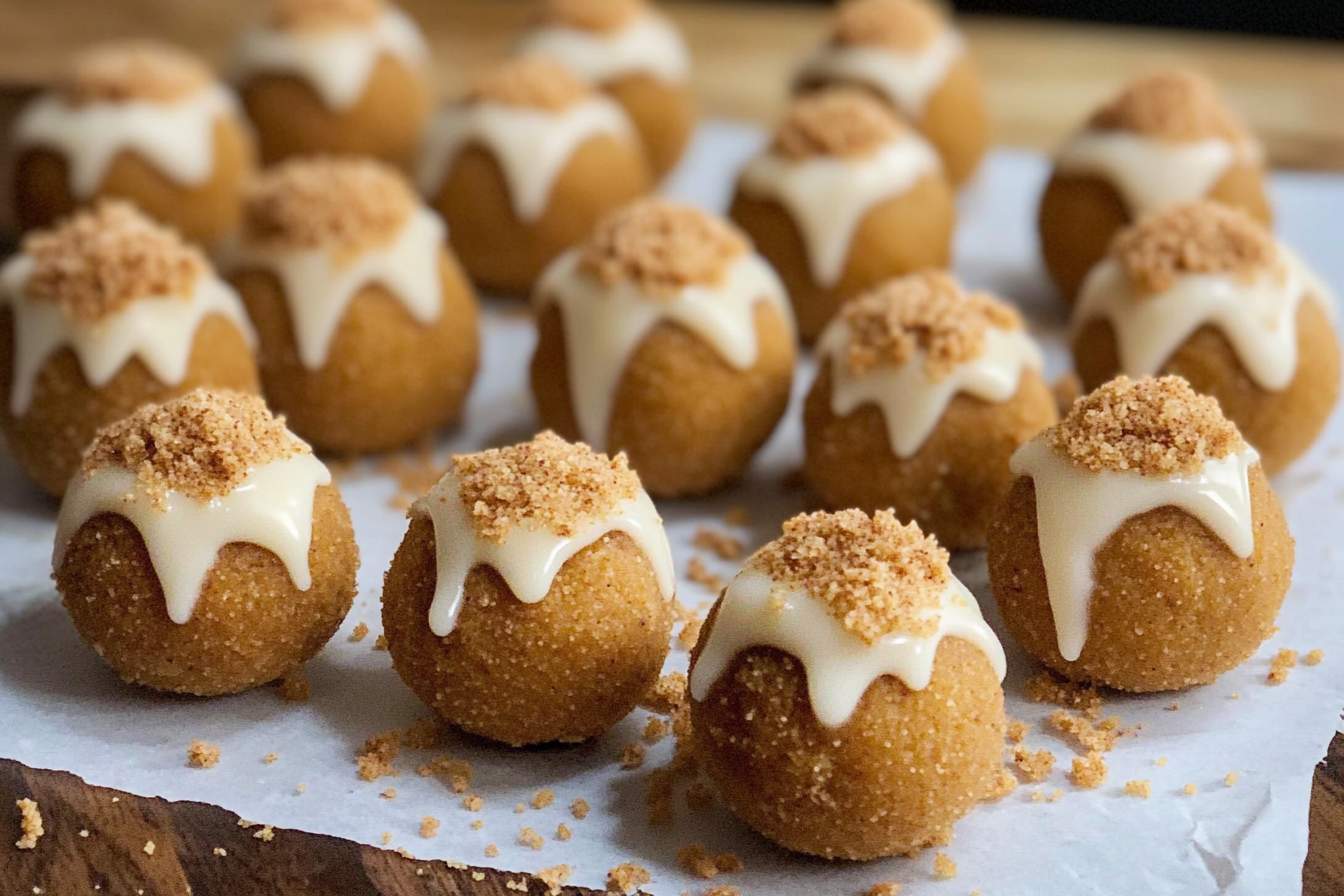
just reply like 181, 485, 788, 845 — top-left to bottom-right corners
416, 57, 653, 295
229, 157, 480, 454
0, 202, 259, 496
987, 376, 1294, 692
230, 0, 433, 168
1071, 201, 1340, 475
793, 0, 990, 187
516, 0, 696, 179
690, 509, 1007, 859
1039, 70, 1272, 302
530, 199, 796, 497
9, 40, 256, 245
381, 431, 676, 746
54, 390, 359, 696
730, 89, 955, 342
804, 272, 1057, 549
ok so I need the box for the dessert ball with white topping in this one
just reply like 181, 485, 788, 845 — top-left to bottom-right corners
381, 432, 675, 746
54, 390, 358, 696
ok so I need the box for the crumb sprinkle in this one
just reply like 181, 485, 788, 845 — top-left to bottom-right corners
774, 88, 903, 159
1304, 649, 1325, 666
1070, 752, 1108, 789
1225, 772, 1240, 787
578, 199, 749, 296
933, 851, 957, 879
1090, 69, 1249, 143
833, 0, 944, 52
63, 40, 211, 105
1124, 779, 1151, 799
677, 843, 743, 879
1111, 200, 1279, 295
1012, 746, 1056, 783
187, 740, 221, 769
606, 862, 651, 894
1269, 648, 1298, 685
619, 742, 647, 770
571, 798, 590, 820
420, 816, 440, 839
349, 622, 370, 642
469, 57, 592, 112
536, 863, 573, 895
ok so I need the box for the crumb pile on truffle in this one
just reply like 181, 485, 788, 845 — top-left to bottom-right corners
832, 0, 944, 51
82, 389, 308, 505
748, 509, 951, 644
63, 40, 211, 105
773, 88, 903, 160
270, 0, 384, 31
837, 271, 1022, 378
468, 58, 592, 112
449, 431, 640, 542
241, 157, 417, 252
1089, 70, 1248, 143
578, 199, 749, 296
20, 201, 206, 323
1048, 375, 1245, 477
1110, 201, 1279, 294
539, 0, 647, 32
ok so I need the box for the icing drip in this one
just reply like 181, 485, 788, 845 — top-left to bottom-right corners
818, 320, 1043, 458
1010, 438, 1259, 662
1054, 130, 1261, 217
534, 248, 793, 450
738, 135, 941, 288
689, 569, 1006, 728
230, 7, 429, 111
795, 30, 964, 120
416, 97, 634, 223
12, 84, 239, 198
53, 454, 332, 624
1073, 248, 1334, 392
231, 206, 445, 370
516, 13, 690, 86
412, 471, 676, 637
0, 255, 257, 417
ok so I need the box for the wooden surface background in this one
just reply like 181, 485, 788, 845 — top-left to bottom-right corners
0, 0, 1340, 893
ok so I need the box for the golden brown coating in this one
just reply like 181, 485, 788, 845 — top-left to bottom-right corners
61, 40, 212, 106
604, 72, 695, 179
56, 483, 358, 696
987, 464, 1293, 691
381, 518, 673, 746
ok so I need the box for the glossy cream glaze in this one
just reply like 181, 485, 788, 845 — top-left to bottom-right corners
534, 248, 793, 450
795, 30, 964, 121
1010, 437, 1259, 662
0, 254, 257, 417
53, 453, 332, 624
412, 470, 676, 637
689, 568, 1006, 728
515, 13, 690, 86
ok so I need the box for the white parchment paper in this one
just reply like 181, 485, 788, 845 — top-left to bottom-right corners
1, 122, 1342, 895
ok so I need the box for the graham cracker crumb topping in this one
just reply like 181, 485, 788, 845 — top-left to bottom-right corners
468, 57, 592, 112
241, 157, 417, 252
538, 0, 647, 33
1049, 375, 1245, 477
578, 199, 749, 297
20, 201, 205, 323
833, 0, 945, 52
83, 390, 308, 505
773, 88, 904, 160
448, 431, 641, 543
1111, 201, 1280, 295
270, 0, 384, 32
836, 271, 1022, 379
1089, 70, 1249, 143
748, 509, 950, 644
63, 40, 211, 105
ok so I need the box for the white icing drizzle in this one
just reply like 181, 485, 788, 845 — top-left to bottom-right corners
0, 255, 257, 417
689, 569, 1006, 728
53, 454, 332, 624
416, 97, 634, 223
516, 13, 690, 86
1054, 129, 1262, 217
11, 84, 239, 199
533, 248, 793, 450
230, 7, 429, 111
1073, 247, 1335, 392
738, 135, 942, 287
230, 206, 445, 370
1010, 437, 1259, 662
412, 470, 676, 637
817, 318, 1043, 458
795, 30, 964, 120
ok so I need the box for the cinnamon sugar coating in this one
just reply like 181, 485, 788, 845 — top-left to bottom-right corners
82, 389, 308, 504
833, 0, 945, 52
578, 199, 749, 297
837, 271, 1022, 378
241, 157, 416, 252
468, 58, 592, 112
773, 88, 904, 160
1089, 70, 1249, 143
538, 0, 648, 33
19, 201, 207, 323
62, 40, 212, 105
1110, 201, 1279, 295
748, 509, 950, 644
1049, 375, 1245, 477
449, 431, 641, 542
270, 0, 385, 31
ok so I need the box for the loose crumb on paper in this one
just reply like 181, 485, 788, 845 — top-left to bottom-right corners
419, 755, 472, 793
641, 673, 688, 715
693, 527, 745, 561
933, 852, 957, 879
607, 862, 651, 894
1184, 783, 1199, 795
556, 823, 572, 841
1269, 648, 1298, 684
866, 884, 901, 896
15, 799, 42, 849
571, 798, 590, 820
686, 556, 726, 594
537, 864, 571, 895
1070, 752, 1108, 789
1225, 772, 1240, 787
264, 752, 280, 765
519, 827, 544, 850
187, 740, 220, 769
620, 742, 646, 770
1304, 648, 1325, 666
532, 789, 555, 810
420, 816, 440, 839
463, 794, 484, 812
1012, 746, 1056, 782
349, 622, 370, 642
373, 634, 389, 651
1124, 780, 1151, 799
379, 787, 397, 800
986, 769, 1018, 801
677, 843, 743, 879
485, 844, 500, 858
